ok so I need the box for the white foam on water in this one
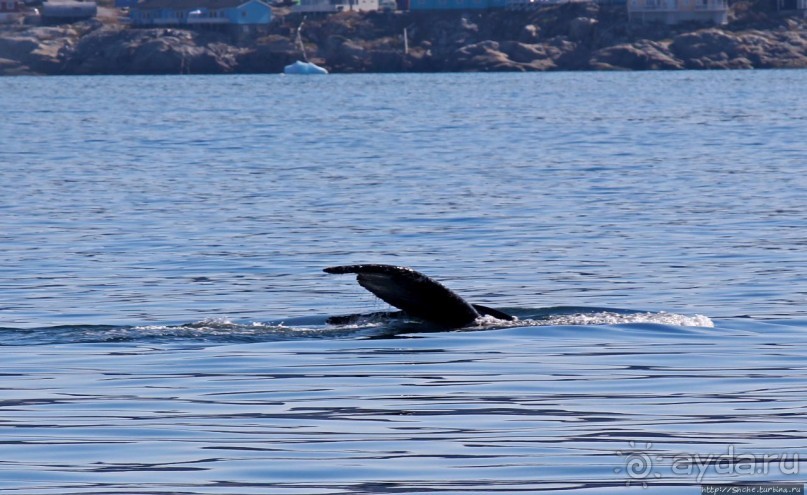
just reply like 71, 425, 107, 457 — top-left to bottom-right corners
474, 311, 714, 328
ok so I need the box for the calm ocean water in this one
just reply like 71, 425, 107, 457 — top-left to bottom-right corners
0, 70, 805, 494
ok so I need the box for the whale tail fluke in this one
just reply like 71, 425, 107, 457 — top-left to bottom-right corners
324, 264, 514, 328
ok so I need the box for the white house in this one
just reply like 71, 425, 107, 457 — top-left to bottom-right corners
294, 0, 379, 13
629, 0, 727, 25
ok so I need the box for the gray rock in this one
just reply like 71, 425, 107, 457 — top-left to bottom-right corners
64, 27, 244, 74
590, 40, 683, 70
255, 34, 296, 54
0, 56, 33, 75
500, 40, 563, 70
670, 29, 747, 68
449, 37, 581, 72
236, 43, 295, 74
0, 24, 90, 74
519, 24, 541, 44
0, 36, 39, 62
667, 28, 807, 69
569, 17, 597, 42
321, 35, 367, 71
338, 40, 366, 60
453, 40, 522, 71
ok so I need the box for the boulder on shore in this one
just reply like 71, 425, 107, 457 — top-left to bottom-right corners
590, 40, 684, 70
62, 26, 246, 74
670, 27, 807, 69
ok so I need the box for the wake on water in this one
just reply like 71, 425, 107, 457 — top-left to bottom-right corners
0, 308, 713, 346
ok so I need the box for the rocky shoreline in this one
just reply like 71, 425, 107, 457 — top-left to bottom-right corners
1, 3, 805, 75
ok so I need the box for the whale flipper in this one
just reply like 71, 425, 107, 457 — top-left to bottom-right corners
324, 264, 514, 328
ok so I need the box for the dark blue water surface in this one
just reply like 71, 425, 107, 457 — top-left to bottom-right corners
0, 71, 805, 494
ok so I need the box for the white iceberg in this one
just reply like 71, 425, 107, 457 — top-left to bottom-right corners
283, 60, 328, 75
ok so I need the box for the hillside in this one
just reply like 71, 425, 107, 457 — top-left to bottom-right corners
1, 2, 805, 75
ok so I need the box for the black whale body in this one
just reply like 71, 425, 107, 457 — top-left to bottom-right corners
324, 264, 515, 328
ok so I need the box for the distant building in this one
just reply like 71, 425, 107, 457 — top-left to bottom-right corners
505, 0, 588, 10
0, 0, 21, 23
293, 0, 379, 13
628, 0, 727, 24
409, 0, 505, 10
130, 0, 272, 27
775, 0, 807, 15
41, 1, 97, 23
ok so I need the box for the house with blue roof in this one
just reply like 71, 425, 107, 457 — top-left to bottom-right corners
129, 0, 272, 28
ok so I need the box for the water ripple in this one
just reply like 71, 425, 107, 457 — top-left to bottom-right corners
1, 71, 805, 494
